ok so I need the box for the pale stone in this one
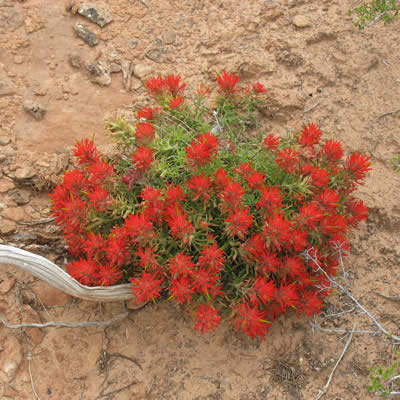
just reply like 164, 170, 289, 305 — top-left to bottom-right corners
292, 15, 311, 28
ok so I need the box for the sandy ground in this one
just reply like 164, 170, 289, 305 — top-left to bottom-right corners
1, 0, 400, 398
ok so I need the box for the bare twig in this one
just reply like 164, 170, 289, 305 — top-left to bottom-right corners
303, 246, 400, 343
17, 217, 55, 226
377, 109, 400, 120
0, 310, 129, 329
27, 353, 41, 400
315, 326, 355, 400
96, 380, 138, 399
304, 99, 322, 113
310, 321, 380, 336
374, 291, 400, 301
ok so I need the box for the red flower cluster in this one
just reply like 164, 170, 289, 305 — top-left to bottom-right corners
51, 74, 370, 340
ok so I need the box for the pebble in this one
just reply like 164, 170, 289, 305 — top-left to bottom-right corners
74, 23, 98, 47
33, 86, 48, 96
12, 55, 24, 64
1, 206, 28, 222
0, 80, 16, 97
128, 39, 139, 49
14, 166, 36, 180
134, 64, 153, 79
8, 188, 31, 205
23, 100, 46, 120
77, 2, 113, 27
0, 219, 16, 234
109, 62, 121, 73
68, 54, 82, 68
0, 277, 16, 295
163, 30, 176, 45
292, 15, 311, 28
0, 335, 22, 382
87, 61, 112, 86
0, 135, 11, 146
145, 47, 167, 63
0, 179, 15, 193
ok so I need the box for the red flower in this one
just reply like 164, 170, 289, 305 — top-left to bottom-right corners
263, 213, 292, 249
88, 159, 115, 185
163, 183, 186, 205
83, 232, 107, 262
262, 134, 280, 151
234, 162, 253, 178
297, 123, 322, 147
122, 167, 144, 190
67, 258, 99, 286
296, 202, 323, 229
245, 169, 265, 191
170, 276, 193, 304
135, 123, 155, 145
136, 247, 160, 271
132, 146, 155, 171
249, 277, 276, 305
169, 96, 184, 109
345, 152, 371, 182
186, 173, 212, 203
145, 75, 165, 97
218, 180, 245, 212
224, 207, 253, 240
87, 187, 110, 212
346, 198, 368, 227
274, 283, 299, 311
140, 186, 164, 224
185, 132, 219, 168
320, 139, 343, 163
164, 75, 186, 96
137, 107, 158, 122
124, 213, 155, 245
319, 214, 348, 236
192, 268, 221, 296
256, 185, 284, 217
62, 169, 88, 194
316, 188, 340, 211
96, 263, 123, 286
194, 304, 221, 334
167, 208, 195, 246
310, 166, 330, 187
213, 167, 231, 189
276, 148, 300, 174
198, 243, 226, 272
106, 236, 130, 268
252, 82, 267, 93
130, 271, 164, 303
299, 291, 323, 316
73, 138, 99, 166
217, 71, 240, 95
279, 255, 305, 279
234, 303, 270, 339
196, 83, 210, 97
169, 252, 195, 277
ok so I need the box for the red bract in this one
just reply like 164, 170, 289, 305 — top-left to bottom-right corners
198, 243, 226, 272
316, 188, 340, 211
136, 247, 160, 271
274, 283, 299, 312
299, 291, 323, 317
167, 208, 195, 246
88, 159, 115, 185
252, 82, 267, 93
140, 186, 164, 224
73, 138, 99, 166
346, 198, 368, 227
192, 268, 221, 296
219, 180, 245, 213
320, 139, 343, 163
170, 276, 193, 304
130, 271, 164, 303
96, 263, 123, 286
87, 187, 110, 212
83, 232, 107, 262
135, 123, 155, 146
145, 75, 165, 97
137, 107, 158, 122
213, 167, 231, 189
67, 258, 98, 286
263, 213, 292, 249
62, 169, 88, 194
169, 252, 195, 277
164, 75, 186, 96
256, 185, 283, 217
249, 277, 276, 305
132, 146, 155, 171
276, 148, 300, 174
164, 183, 186, 205
107, 236, 130, 268
234, 303, 270, 339
194, 304, 221, 334
186, 173, 212, 203
124, 213, 155, 245
345, 152, 371, 182
245, 169, 265, 191
185, 132, 219, 168
169, 96, 184, 109
297, 123, 322, 147
310, 166, 330, 187
217, 71, 240, 95
262, 134, 280, 151
297, 202, 323, 229
224, 207, 253, 240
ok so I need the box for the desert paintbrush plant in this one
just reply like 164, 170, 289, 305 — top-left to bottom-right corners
50, 72, 371, 339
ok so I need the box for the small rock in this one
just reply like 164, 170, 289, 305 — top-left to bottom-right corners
33, 86, 47, 96
0, 277, 16, 295
163, 30, 176, 45
128, 39, 139, 49
126, 297, 146, 310
292, 15, 311, 28
12, 55, 24, 64
0, 179, 14, 193
1, 207, 28, 222
23, 100, 46, 120
133, 64, 152, 79
109, 62, 121, 73
77, 2, 113, 27
31, 281, 73, 306
14, 166, 36, 180
131, 77, 142, 91
0, 335, 22, 382
120, 60, 134, 90
8, 189, 30, 205
0, 80, 16, 97
0, 219, 16, 234
0, 135, 11, 146
87, 61, 112, 86
145, 47, 167, 63
74, 23, 98, 47
68, 54, 81, 68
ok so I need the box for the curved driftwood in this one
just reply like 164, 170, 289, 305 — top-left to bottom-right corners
0, 245, 132, 302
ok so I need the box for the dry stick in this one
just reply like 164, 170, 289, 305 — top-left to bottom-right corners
310, 321, 380, 336
96, 380, 138, 400
27, 353, 41, 400
0, 309, 129, 329
315, 325, 355, 400
303, 247, 400, 343
304, 100, 322, 113
17, 217, 55, 226
377, 109, 400, 120
374, 291, 400, 301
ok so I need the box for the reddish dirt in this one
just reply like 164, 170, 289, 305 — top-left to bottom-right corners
1, 0, 400, 399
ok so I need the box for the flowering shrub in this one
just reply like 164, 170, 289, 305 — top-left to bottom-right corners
50, 72, 371, 339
